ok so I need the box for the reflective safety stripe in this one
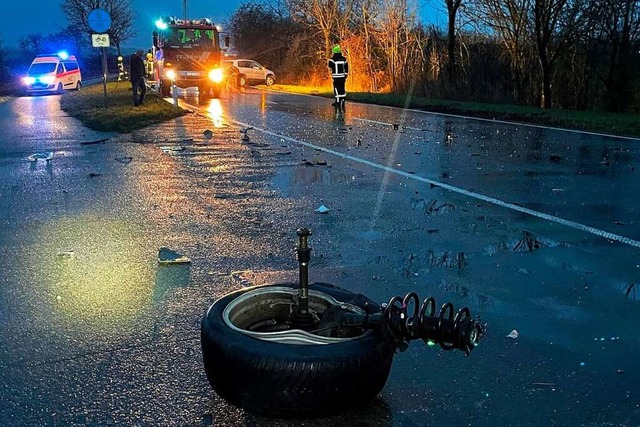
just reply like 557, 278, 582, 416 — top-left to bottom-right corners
329, 60, 347, 78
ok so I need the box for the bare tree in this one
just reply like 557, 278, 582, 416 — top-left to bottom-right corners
60, 0, 135, 55
596, 0, 640, 111
464, 0, 534, 102
19, 33, 45, 59
533, 0, 587, 108
445, 0, 463, 82
374, 0, 425, 91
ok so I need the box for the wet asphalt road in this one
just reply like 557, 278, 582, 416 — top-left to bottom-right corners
0, 88, 639, 426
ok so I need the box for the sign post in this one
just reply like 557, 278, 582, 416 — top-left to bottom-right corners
87, 9, 112, 100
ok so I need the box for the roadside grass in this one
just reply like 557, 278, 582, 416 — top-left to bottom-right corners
60, 81, 187, 133
266, 84, 640, 138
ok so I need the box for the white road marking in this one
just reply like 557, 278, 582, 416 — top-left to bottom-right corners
227, 116, 640, 249
352, 117, 426, 131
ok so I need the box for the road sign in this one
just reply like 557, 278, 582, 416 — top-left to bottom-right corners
87, 8, 112, 33
92, 34, 110, 48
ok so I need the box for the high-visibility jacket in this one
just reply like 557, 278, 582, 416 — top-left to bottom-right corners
328, 53, 349, 78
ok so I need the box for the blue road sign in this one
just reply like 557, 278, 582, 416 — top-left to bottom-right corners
87, 9, 112, 33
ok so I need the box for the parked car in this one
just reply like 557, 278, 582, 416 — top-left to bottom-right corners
222, 59, 275, 87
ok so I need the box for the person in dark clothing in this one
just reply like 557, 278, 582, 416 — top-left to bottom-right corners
129, 50, 146, 106
328, 45, 348, 107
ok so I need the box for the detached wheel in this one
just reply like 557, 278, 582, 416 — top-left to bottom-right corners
201, 282, 395, 417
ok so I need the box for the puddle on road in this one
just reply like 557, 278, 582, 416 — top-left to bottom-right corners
411, 198, 456, 215
272, 164, 355, 196
485, 230, 568, 255
372, 250, 466, 277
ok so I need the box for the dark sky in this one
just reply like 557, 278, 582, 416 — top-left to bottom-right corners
1, 0, 444, 51
0, 0, 244, 49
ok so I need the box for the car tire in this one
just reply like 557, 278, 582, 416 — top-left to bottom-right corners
265, 75, 275, 86
56, 83, 63, 94
239, 75, 246, 87
201, 282, 396, 417
76, 81, 82, 91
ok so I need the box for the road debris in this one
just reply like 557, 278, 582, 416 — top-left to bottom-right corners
549, 155, 562, 162
57, 251, 75, 258
203, 129, 213, 139
28, 152, 53, 162
115, 156, 133, 164
160, 146, 186, 154
506, 330, 519, 339
315, 204, 330, 214
158, 247, 191, 265
80, 138, 108, 145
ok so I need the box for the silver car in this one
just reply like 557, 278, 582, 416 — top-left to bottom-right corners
223, 59, 275, 86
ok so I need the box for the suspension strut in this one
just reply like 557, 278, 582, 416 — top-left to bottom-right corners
378, 292, 486, 355
290, 227, 317, 330
290, 228, 487, 354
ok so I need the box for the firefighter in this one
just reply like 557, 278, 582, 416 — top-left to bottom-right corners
328, 45, 348, 107
145, 49, 154, 79
117, 56, 127, 81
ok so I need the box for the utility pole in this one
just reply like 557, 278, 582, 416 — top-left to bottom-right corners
183, 0, 188, 19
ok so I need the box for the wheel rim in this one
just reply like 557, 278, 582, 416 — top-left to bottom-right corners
223, 286, 370, 345
266, 76, 274, 86
240, 76, 246, 86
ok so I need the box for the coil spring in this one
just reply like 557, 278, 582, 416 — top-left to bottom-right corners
382, 292, 485, 355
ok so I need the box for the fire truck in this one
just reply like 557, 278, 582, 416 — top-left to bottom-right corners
152, 17, 229, 98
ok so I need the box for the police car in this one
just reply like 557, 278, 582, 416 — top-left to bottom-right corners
23, 52, 82, 95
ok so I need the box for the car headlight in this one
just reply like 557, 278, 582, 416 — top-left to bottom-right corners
165, 69, 176, 80
39, 75, 55, 85
209, 68, 224, 83
23, 77, 36, 85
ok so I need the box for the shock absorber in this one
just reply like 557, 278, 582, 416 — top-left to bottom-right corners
380, 292, 486, 355
290, 227, 318, 330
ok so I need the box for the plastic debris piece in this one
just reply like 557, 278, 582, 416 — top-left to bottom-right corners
580, 362, 586, 366
88, 172, 101, 178
80, 138, 108, 145
158, 247, 191, 265
57, 251, 75, 258
115, 156, 133, 164
160, 146, 186, 154
203, 130, 213, 139
28, 152, 53, 162
549, 155, 562, 162
506, 329, 519, 339
315, 204, 330, 214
